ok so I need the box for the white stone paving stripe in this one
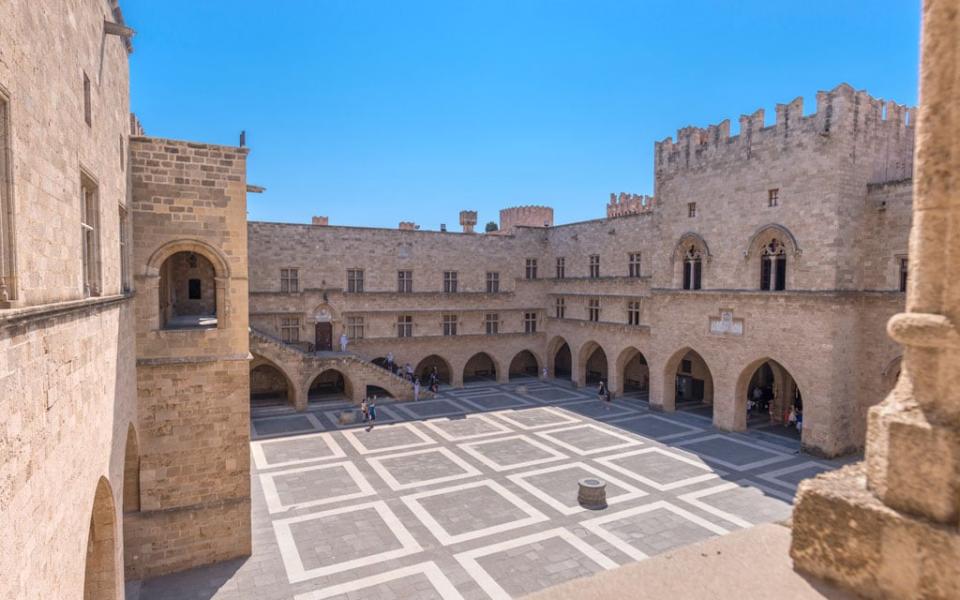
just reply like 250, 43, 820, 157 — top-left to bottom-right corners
506, 461, 647, 515
534, 423, 642, 456
488, 406, 581, 430
458, 434, 570, 472
594, 447, 724, 491
340, 421, 437, 455
293, 561, 464, 600
419, 413, 514, 442
259, 461, 376, 514
366, 446, 483, 491
677, 479, 795, 529
251, 430, 346, 470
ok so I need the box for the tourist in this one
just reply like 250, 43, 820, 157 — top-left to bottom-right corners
367, 398, 377, 430
339, 332, 349, 353
413, 378, 421, 401
542, 366, 548, 379
405, 362, 413, 380
386, 351, 394, 370
598, 380, 609, 402
360, 398, 369, 422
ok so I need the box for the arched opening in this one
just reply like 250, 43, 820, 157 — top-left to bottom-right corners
84, 477, 118, 600
736, 358, 803, 442
551, 338, 572, 379
509, 350, 540, 380
372, 357, 388, 369
665, 348, 714, 416
618, 348, 649, 395
672, 233, 710, 290
463, 352, 498, 383
366, 385, 393, 399
158, 250, 217, 329
416, 355, 451, 385
581, 343, 608, 385
122, 425, 139, 513
308, 369, 351, 402
250, 360, 295, 408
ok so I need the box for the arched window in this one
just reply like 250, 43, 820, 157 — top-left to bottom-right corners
760, 239, 787, 291
683, 245, 702, 290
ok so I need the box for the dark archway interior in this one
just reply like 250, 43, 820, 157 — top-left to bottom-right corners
623, 351, 649, 392
309, 370, 346, 400
464, 353, 497, 383
554, 343, 572, 378
416, 355, 451, 384
250, 363, 292, 407
509, 350, 539, 378
745, 359, 802, 441
585, 346, 608, 384
159, 251, 217, 329
675, 350, 713, 418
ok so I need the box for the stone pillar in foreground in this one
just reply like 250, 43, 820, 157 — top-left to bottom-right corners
790, 2, 960, 598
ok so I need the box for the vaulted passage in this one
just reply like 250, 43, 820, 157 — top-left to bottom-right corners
583, 344, 608, 385
671, 349, 714, 418
463, 352, 497, 383
738, 358, 802, 442
250, 361, 294, 408
619, 348, 649, 394
509, 350, 539, 379
308, 369, 350, 402
159, 251, 217, 329
416, 355, 451, 385
553, 342, 572, 379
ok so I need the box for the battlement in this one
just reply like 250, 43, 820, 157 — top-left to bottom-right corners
398, 221, 417, 231
312, 216, 329, 226
499, 205, 554, 233
654, 84, 915, 182
607, 193, 654, 218
459, 210, 478, 233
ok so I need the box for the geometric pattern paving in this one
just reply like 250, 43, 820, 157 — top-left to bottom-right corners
134, 379, 846, 600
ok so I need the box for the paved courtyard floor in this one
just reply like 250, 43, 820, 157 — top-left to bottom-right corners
133, 379, 848, 600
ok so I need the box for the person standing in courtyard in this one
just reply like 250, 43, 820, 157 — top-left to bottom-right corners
542, 366, 548, 380
339, 331, 349, 353
413, 377, 420, 401
367, 398, 377, 431
386, 351, 394, 370
405, 362, 413, 380
360, 397, 369, 422
598, 380, 608, 403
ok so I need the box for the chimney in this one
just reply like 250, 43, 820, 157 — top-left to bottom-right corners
399, 221, 417, 231
440, 224, 447, 232
311, 216, 329, 226
459, 210, 478, 234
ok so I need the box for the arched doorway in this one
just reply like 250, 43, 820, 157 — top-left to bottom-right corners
581, 343, 608, 385
366, 385, 393, 399
737, 358, 802, 442
158, 250, 217, 329
665, 348, 714, 416
509, 350, 540, 379
308, 369, 351, 402
618, 348, 649, 395
416, 355, 452, 385
84, 477, 118, 600
551, 339, 572, 379
250, 360, 294, 408
122, 425, 139, 513
463, 352, 498, 383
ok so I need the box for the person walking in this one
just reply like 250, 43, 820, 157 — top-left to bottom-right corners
386, 352, 394, 370
367, 398, 377, 431
413, 378, 421, 402
360, 398, 369, 422
598, 380, 609, 403
405, 363, 413, 380
339, 332, 349, 353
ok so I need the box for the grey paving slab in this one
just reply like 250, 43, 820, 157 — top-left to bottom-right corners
599, 507, 720, 556
608, 414, 702, 441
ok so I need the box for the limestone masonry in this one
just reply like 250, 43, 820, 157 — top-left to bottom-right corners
1, 0, 943, 599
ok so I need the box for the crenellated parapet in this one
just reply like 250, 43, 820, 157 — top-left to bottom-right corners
607, 193, 654, 218
499, 205, 554, 233
654, 84, 916, 183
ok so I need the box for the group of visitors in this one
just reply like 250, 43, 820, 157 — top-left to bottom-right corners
360, 396, 377, 430
747, 385, 803, 430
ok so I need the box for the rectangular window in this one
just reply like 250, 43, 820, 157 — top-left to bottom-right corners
119, 206, 130, 293
347, 269, 364, 293
760, 257, 771, 290
680, 359, 692, 374
398, 270, 413, 293
524, 312, 537, 334
442, 314, 458, 336
443, 271, 458, 293
0, 92, 13, 303
486, 271, 499, 293
589, 255, 600, 279
683, 258, 702, 290
555, 297, 566, 319
588, 298, 600, 322
627, 301, 641, 326
525, 258, 538, 280
347, 316, 365, 340
555, 257, 565, 279
280, 317, 300, 343
688, 202, 697, 218
280, 268, 299, 293
83, 72, 92, 126
768, 188, 779, 207
628, 252, 641, 277
775, 256, 786, 291
80, 171, 101, 297
485, 313, 499, 335
397, 315, 413, 338
899, 258, 908, 292
188, 278, 202, 299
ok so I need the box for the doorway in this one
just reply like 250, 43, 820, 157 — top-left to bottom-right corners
315, 322, 333, 351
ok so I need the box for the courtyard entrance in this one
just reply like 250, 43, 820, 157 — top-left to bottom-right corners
740, 359, 802, 442
250, 361, 293, 408
416, 355, 451, 385
553, 342, 572, 379
673, 349, 713, 418
463, 352, 498, 383
508, 350, 539, 379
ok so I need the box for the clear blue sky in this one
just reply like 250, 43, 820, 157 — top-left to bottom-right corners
123, 0, 920, 229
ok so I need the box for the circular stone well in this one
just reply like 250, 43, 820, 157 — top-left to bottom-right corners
578, 477, 607, 510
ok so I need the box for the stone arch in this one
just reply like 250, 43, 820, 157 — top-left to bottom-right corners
579, 341, 609, 385
508, 350, 541, 379
146, 240, 230, 331
366, 385, 394, 399
547, 336, 572, 379
743, 223, 802, 258
734, 356, 806, 440
671, 232, 711, 289
84, 477, 118, 600
145, 238, 231, 279
416, 355, 452, 385
307, 368, 353, 402
745, 225, 800, 291
662, 347, 714, 412
463, 352, 500, 383
615, 347, 650, 394
250, 356, 296, 408
122, 424, 140, 513
671, 231, 712, 262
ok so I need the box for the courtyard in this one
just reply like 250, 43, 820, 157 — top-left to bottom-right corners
131, 379, 844, 600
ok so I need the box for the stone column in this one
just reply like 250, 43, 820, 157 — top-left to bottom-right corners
790, 2, 960, 597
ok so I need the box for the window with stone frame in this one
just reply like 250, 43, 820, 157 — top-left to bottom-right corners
346, 268, 364, 293
525, 258, 538, 280
80, 171, 101, 297
628, 252, 642, 277
486, 271, 499, 293
443, 271, 458, 293
347, 316, 364, 340
485, 313, 499, 335
119, 206, 131, 293
398, 270, 413, 293
760, 239, 787, 291
280, 268, 299, 293
555, 256, 566, 279
524, 311, 537, 334
588, 298, 600, 322
768, 188, 780, 207
682, 245, 702, 290
397, 314, 413, 338
627, 301, 641, 325
555, 297, 566, 319
898, 257, 908, 292
280, 317, 300, 343
0, 91, 13, 303
687, 202, 697, 218
589, 255, 600, 279
442, 313, 458, 336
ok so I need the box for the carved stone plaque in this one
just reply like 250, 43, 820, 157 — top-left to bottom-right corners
710, 309, 743, 336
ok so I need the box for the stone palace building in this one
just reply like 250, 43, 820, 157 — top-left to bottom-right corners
5, 0, 955, 599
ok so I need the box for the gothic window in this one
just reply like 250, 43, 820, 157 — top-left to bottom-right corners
80, 172, 101, 297
628, 252, 641, 277
442, 314, 458, 336
347, 316, 364, 339
280, 317, 300, 343
556, 257, 566, 279
768, 188, 779, 207
682, 245, 702, 290
525, 258, 537, 280
443, 271, 458, 293
687, 202, 697, 218
760, 238, 787, 291
588, 298, 600, 322
589, 255, 600, 279
486, 271, 499, 293
119, 206, 130, 293
627, 301, 641, 325
397, 315, 413, 338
